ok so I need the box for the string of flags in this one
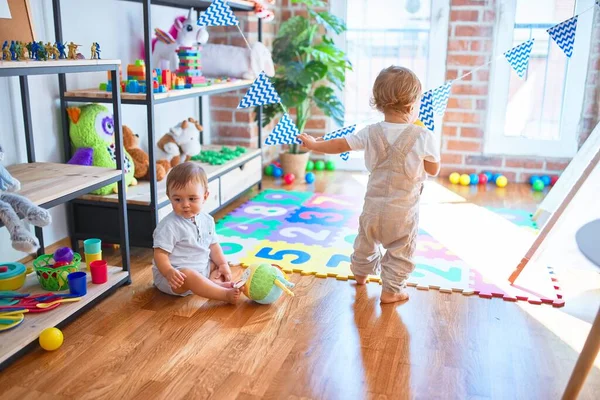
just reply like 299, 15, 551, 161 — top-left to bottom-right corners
198, 0, 598, 160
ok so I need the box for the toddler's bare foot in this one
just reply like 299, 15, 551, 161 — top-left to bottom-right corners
225, 288, 240, 304
380, 291, 409, 304
354, 275, 368, 285
216, 281, 235, 289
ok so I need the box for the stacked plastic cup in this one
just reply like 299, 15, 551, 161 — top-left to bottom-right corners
83, 238, 102, 269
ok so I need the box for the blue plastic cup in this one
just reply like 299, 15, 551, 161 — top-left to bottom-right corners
83, 238, 102, 254
68, 271, 87, 296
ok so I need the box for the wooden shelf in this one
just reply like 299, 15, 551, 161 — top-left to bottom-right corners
0, 59, 121, 70
6, 163, 122, 208
78, 146, 261, 206
64, 79, 253, 104
0, 266, 129, 366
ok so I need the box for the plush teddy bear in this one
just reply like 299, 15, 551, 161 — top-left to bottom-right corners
0, 145, 52, 253
200, 41, 275, 81
157, 118, 202, 168
123, 125, 171, 181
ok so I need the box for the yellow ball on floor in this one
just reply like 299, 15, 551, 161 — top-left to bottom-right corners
496, 175, 508, 188
39, 327, 64, 351
449, 172, 460, 184
459, 174, 471, 186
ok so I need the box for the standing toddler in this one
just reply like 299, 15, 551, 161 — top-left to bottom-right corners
298, 66, 441, 303
152, 162, 240, 304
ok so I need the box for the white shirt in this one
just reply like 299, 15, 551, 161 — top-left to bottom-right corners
345, 122, 440, 177
152, 211, 218, 277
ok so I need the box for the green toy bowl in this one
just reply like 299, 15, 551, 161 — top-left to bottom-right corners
33, 253, 81, 291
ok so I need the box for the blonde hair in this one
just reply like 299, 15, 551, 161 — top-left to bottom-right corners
370, 66, 422, 115
166, 162, 208, 196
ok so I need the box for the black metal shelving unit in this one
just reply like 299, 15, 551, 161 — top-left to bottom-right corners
56, 0, 264, 250
0, 59, 131, 370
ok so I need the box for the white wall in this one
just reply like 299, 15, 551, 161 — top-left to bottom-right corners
0, 0, 206, 261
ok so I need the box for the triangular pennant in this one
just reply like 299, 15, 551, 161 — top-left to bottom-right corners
432, 81, 453, 116
504, 39, 535, 78
238, 71, 282, 109
547, 16, 578, 58
323, 124, 356, 141
418, 91, 435, 131
264, 114, 301, 146
197, 0, 239, 27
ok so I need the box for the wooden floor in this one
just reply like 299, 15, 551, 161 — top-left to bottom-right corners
2, 171, 599, 399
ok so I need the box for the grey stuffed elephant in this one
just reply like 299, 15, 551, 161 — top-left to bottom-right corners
0, 146, 52, 253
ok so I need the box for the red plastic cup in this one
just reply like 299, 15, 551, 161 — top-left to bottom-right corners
89, 260, 108, 284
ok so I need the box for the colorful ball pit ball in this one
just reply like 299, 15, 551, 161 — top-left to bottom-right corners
495, 175, 508, 188
306, 160, 315, 171
305, 172, 315, 184
469, 173, 479, 185
484, 171, 494, 182
272, 167, 283, 178
529, 175, 540, 185
551, 175, 559, 186
541, 175, 551, 186
283, 173, 295, 185
449, 172, 460, 185
459, 174, 471, 186
478, 173, 488, 185
264, 165, 274, 176
532, 179, 545, 192
325, 160, 335, 171
491, 173, 502, 184
39, 327, 64, 351
53, 247, 74, 263
314, 160, 326, 171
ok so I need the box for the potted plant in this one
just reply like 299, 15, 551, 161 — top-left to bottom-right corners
259, 0, 352, 179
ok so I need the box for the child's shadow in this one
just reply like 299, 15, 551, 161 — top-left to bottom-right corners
353, 284, 412, 399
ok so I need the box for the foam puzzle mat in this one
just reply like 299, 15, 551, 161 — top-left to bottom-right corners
217, 189, 563, 307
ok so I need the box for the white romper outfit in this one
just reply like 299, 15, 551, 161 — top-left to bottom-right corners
346, 122, 440, 294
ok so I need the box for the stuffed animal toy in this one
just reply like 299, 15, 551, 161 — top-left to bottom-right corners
235, 263, 295, 304
251, 0, 276, 21
156, 117, 202, 168
0, 145, 52, 253
123, 125, 171, 181
66, 104, 137, 195
149, 9, 209, 71
201, 41, 275, 80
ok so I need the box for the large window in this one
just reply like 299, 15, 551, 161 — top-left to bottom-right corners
333, 0, 449, 170
485, 0, 595, 157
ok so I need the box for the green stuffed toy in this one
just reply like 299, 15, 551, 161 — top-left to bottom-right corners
235, 263, 295, 304
66, 103, 136, 195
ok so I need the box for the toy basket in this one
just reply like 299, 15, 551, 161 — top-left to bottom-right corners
33, 253, 81, 291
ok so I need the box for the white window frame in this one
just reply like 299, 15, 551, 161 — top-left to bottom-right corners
484, 0, 595, 158
329, 0, 450, 171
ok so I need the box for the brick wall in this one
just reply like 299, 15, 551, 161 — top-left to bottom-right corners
208, 0, 330, 163
441, 0, 600, 182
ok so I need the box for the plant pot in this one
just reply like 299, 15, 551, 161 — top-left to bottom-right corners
279, 151, 310, 180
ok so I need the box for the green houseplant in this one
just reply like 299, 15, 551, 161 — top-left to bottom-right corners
260, 0, 352, 177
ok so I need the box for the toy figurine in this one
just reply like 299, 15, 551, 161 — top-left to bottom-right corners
67, 42, 80, 60
26, 42, 33, 59
56, 42, 66, 59
9, 41, 17, 60
2, 41, 10, 60
19, 42, 28, 60
45, 42, 59, 60
90, 42, 100, 59
36, 41, 48, 61
13, 42, 22, 61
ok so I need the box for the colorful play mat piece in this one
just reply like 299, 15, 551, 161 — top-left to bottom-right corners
217, 190, 562, 307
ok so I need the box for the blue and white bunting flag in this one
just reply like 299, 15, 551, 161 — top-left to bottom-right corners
547, 16, 578, 58
265, 113, 301, 146
323, 124, 356, 141
322, 124, 356, 161
432, 81, 453, 116
197, 0, 239, 27
504, 39, 534, 78
418, 91, 435, 131
238, 71, 281, 109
